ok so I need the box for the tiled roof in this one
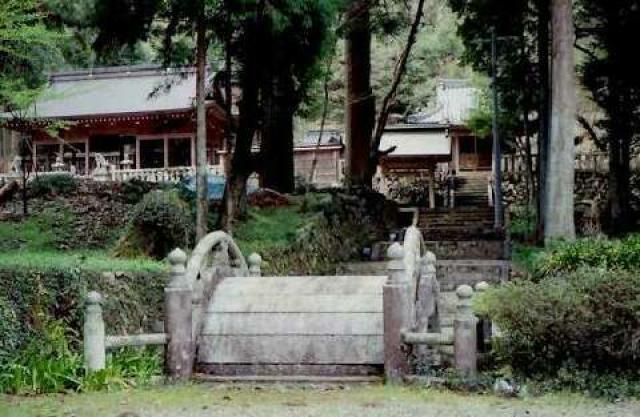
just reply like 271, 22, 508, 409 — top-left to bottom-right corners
20, 65, 205, 119
406, 79, 477, 125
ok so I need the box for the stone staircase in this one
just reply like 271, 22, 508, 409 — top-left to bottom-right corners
454, 170, 491, 207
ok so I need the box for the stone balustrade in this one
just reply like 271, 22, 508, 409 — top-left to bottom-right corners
383, 228, 492, 382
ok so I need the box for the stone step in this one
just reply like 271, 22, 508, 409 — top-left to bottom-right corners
194, 374, 384, 384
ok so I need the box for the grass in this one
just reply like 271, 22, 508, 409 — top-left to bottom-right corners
2, 384, 638, 417
0, 203, 163, 273
234, 205, 315, 256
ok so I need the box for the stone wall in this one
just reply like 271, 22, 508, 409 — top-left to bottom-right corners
503, 170, 640, 211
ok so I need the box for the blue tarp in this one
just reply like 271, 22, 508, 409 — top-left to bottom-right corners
180, 174, 258, 201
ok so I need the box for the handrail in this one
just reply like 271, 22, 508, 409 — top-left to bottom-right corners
185, 231, 248, 341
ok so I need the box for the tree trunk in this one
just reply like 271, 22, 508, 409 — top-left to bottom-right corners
545, 0, 576, 241
220, 7, 263, 231
261, 73, 295, 194
536, 0, 550, 243
345, 0, 375, 188
195, 9, 209, 241
608, 117, 633, 235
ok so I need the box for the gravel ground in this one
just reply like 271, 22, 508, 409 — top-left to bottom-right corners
3, 384, 639, 417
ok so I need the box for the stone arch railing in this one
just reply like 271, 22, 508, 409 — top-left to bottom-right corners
184, 231, 258, 342
401, 226, 439, 334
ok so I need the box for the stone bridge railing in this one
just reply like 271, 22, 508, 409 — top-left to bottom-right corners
83, 229, 492, 381
384, 226, 491, 381
83, 233, 262, 379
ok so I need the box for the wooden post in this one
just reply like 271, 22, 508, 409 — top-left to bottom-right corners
428, 176, 436, 209
454, 284, 477, 376
84, 291, 106, 372
383, 243, 412, 383
248, 253, 262, 277
165, 248, 194, 379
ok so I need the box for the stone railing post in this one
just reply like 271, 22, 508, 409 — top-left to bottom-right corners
165, 248, 194, 379
248, 253, 262, 277
84, 291, 106, 372
454, 284, 477, 376
384, 243, 412, 383
474, 281, 492, 353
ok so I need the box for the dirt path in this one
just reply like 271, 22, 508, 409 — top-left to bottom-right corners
3, 384, 639, 417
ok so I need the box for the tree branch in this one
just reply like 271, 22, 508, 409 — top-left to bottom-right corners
369, 0, 426, 169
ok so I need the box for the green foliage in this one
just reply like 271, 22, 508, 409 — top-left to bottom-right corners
534, 235, 640, 277
119, 178, 155, 204
236, 191, 395, 275
508, 205, 536, 241
0, 321, 82, 394
0, 296, 20, 357
475, 269, 640, 384
0, 256, 166, 364
0, 206, 74, 252
0, 0, 63, 112
29, 174, 79, 197
0, 320, 163, 394
113, 190, 192, 260
79, 347, 162, 392
235, 205, 315, 256
448, 0, 540, 147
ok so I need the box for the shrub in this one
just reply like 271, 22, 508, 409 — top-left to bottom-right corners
475, 269, 640, 378
508, 205, 536, 241
29, 174, 78, 197
533, 234, 640, 277
113, 190, 193, 259
0, 321, 83, 394
0, 259, 166, 358
0, 296, 20, 357
0, 321, 163, 394
119, 178, 155, 204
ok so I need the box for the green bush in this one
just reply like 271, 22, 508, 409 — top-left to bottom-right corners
508, 205, 536, 241
533, 235, 640, 277
0, 321, 83, 394
0, 321, 162, 394
113, 190, 193, 259
0, 296, 20, 357
118, 178, 155, 204
0, 259, 166, 358
29, 174, 78, 197
476, 269, 640, 379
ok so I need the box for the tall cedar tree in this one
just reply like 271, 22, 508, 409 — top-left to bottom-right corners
545, 0, 576, 240
577, 0, 640, 235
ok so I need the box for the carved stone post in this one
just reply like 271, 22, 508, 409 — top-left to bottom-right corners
384, 243, 411, 383
165, 248, 194, 379
415, 251, 438, 335
474, 281, 491, 353
454, 284, 477, 376
84, 291, 106, 372
248, 253, 262, 277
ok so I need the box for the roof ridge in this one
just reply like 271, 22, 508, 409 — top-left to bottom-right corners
50, 65, 197, 82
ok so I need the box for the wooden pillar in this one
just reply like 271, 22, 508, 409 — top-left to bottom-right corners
428, 175, 436, 209
384, 243, 412, 383
135, 138, 141, 169
165, 248, 194, 379
163, 136, 170, 168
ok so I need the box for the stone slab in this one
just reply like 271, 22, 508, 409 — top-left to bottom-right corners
203, 312, 382, 335
198, 335, 384, 364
